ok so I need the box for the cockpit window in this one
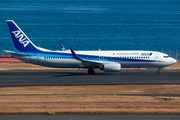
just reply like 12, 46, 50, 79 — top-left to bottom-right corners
163, 56, 169, 58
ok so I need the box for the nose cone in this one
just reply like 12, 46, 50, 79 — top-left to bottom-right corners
171, 58, 177, 64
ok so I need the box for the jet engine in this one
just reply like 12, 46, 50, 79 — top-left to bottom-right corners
100, 63, 121, 72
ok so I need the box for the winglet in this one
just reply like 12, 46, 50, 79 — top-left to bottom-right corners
70, 48, 80, 59
60, 43, 66, 51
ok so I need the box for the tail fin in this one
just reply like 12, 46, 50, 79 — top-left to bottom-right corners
6, 20, 45, 52
60, 43, 66, 51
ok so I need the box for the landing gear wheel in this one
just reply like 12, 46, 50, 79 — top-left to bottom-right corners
88, 68, 95, 75
157, 70, 160, 74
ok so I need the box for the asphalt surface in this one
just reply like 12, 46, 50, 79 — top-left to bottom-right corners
0, 70, 180, 86
1, 114, 180, 120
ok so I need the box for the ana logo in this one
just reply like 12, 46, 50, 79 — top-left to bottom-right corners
141, 53, 153, 56
12, 30, 29, 47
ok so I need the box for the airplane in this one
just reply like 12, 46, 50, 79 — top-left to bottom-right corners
5, 20, 177, 74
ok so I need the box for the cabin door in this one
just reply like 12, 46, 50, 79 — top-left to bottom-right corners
155, 54, 159, 61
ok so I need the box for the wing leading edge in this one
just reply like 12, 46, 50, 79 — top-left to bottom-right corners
70, 48, 104, 65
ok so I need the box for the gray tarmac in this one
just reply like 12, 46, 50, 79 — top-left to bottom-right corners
1, 114, 180, 120
0, 70, 180, 86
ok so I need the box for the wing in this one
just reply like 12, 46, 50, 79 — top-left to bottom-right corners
70, 48, 104, 65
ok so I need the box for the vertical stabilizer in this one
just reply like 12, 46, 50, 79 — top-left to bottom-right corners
6, 20, 42, 52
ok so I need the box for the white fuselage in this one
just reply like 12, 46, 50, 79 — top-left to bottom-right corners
12, 50, 177, 69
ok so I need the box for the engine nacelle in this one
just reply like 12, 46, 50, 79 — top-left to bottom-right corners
101, 63, 121, 72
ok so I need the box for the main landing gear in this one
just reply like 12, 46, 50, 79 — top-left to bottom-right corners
88, 68, 95, 75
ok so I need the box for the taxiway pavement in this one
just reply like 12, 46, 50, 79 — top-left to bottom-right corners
0, 70, 180, 86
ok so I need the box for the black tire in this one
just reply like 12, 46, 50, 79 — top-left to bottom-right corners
157, 71, 160, 74
88, 68, 95, 75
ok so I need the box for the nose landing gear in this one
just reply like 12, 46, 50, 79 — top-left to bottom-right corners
157, 67, 166, 74
157, 69, 161, 74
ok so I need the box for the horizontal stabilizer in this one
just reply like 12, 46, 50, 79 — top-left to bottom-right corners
4, 50, 27, 56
